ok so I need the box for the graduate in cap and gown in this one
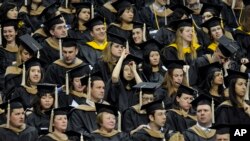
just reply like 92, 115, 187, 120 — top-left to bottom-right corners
11, 57, 45, 109
96, 0, 117, 25
107, 53, 143, 112
68, 70, 108, 136
77, 15, 107, 66
161, 18, 203, 65
69, 2, 93, 43
210, 124, 231, 141
131, 99, 168, 141
0, 97, 38, 141
18, 0, 46, 31
174, 94, 219, 141
58, 64, 91, 107
215, 69, 250, 125
122, 82, 159, 134
156, 60, 188, 109
57, 0, 75, 26
38, 106, 77, 141
107, 0, 137, 41
39, 15, 68, 68
90, 103, 131, 141
154, 4, 193, 46
3, 34, 42, 100
141, 39, 166, 83
166, 84, 197, 133
44, 37, 84, 86
32, 1, 61, 43
26, 83, 57, 136
92, 32, 126, 83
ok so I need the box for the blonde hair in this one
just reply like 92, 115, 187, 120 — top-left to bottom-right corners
175, 27, 197, 61
15, 45, 26, 65
240, 6, 250, 32
101, 42, 118, 72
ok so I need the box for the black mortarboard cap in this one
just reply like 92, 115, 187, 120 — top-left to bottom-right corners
211, 124, 230, 134
0, 2, 16, 16
227, 69, 248, 81
243, 0, 250, 6
39, 2, 60, 20
170, 4, 194, 16
191, 93, 219, 108
199, 62, 222, 81
61, 37, 78, 47
200, 17, 222, 29
200, 2, 222, 17
19, 34, 43, 54
177, 84, 197, 96
37, 83, 57, 95
80, 69, 102, 86
218, 35, 239, 57
72, 2, 91, 11
67, 64, 91, 79
0, 97, 23, 111
168, 18, 192, 31
84, 15, 104, 30
47, 106, 73, 116
1, 19, 21, 27
18, 57, 44, 69
123, 54, 143, 65
163, 60, 186, 69
140, 39, 162, 52
95, 103, 118, 116
133, 21, 145, 29
141, 99, 165, 114
107, 32, 127, 46
133, 82, 160, 94
44, 15, 64, 30
111, 0, 132, 13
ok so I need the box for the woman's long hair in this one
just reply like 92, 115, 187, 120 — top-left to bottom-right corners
175, 27, 197, 61
228, 78, 242, 107
101, 42, 118, 72
32, 93, 55, 116
240, 5, 250, 32
25, 65, 44, 87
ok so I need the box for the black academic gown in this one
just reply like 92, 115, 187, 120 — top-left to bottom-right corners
58, 89, 87, 107
166, 109, 197, 133
58, 7, 75, 26
93, 60, 113, 84
108, 24, 132, 41
122, 104, 149, 133
139, 6, 172, 30
132, 127, 167, 141
12, 85, 37, 109
39, 132, 81, 141
155, 27, 176, 46
0, 124, 38, 141
220, 2, 239, 31
234, 28, 250, 59
0, 46, 18, 75
155, 87, 174, 110
32, 28, 48, 44
77, 42, 104, 66
68, 29, 92, 43
3, 66, 22, 100
106, 80, 138, 112
90, 130, 131, 141
40, 37, 61, 69
44, 58, 84, 86
68, 104, 98, 136
215, 100, 250, 125
182, 125, 216, 141
26, 112, 50, 136
96, 1, 117, 24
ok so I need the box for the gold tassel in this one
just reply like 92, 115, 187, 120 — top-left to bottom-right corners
49, 109, 54, 132
21, 63, 26, 86
212, 98, 215, 124
59, 38, 63, 60
118, 111, 121, 132
7, 100, 10, 128
91, 4, 94, 19
87, 74, 91, 99
0, 25, 2, 46
37, 50, 40, 59
25, 0, 28, 6
65, 0, 68, 9
142, 23, 147, 42
245, 78, 250, 100
66, 73, 69, 95
55, 86, 58, 108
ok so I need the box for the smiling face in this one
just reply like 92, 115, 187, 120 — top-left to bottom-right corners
3, 26, 17, 42
100, 112, 116, 131
29, 66, 42, 84
180, 26, 193, 42
132, 28, 143, 44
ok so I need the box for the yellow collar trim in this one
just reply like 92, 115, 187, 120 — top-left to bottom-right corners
169, 109, 197, 121
54, 58, 83, 69
34, 28, 47, 37
46, 37, 59, 50
70, 90, 87, 98
19, 6, 45, 15
237, 26, 250, 35
5, 65, 22, 76
4, 44, 18, 52
190, 125, 216, 138
1, 124, 26, 133
143, 128, 165, 138
75, 104, 96, 111
132, 104, 147, 114
208, 42, 218, 52
47, 132, 68, 141
22, 85, 37, 95
59, 7, 75, 14
103, 1, 117, 13
149, 5, 173, 17
86, 41, 108, 50
92, 129, 120, 137
169, 43, 200, 54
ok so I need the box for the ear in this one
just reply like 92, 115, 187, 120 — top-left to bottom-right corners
50, 29, 54, 36
149, 114, 154, 122
75, 47, 79, 55
90, 31, 94, 37
176, 96, 181, 103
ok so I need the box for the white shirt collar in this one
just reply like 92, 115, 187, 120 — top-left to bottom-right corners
196, 123, 212, 132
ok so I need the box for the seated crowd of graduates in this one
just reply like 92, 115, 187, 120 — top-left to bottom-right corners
1, 0, 250, 140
